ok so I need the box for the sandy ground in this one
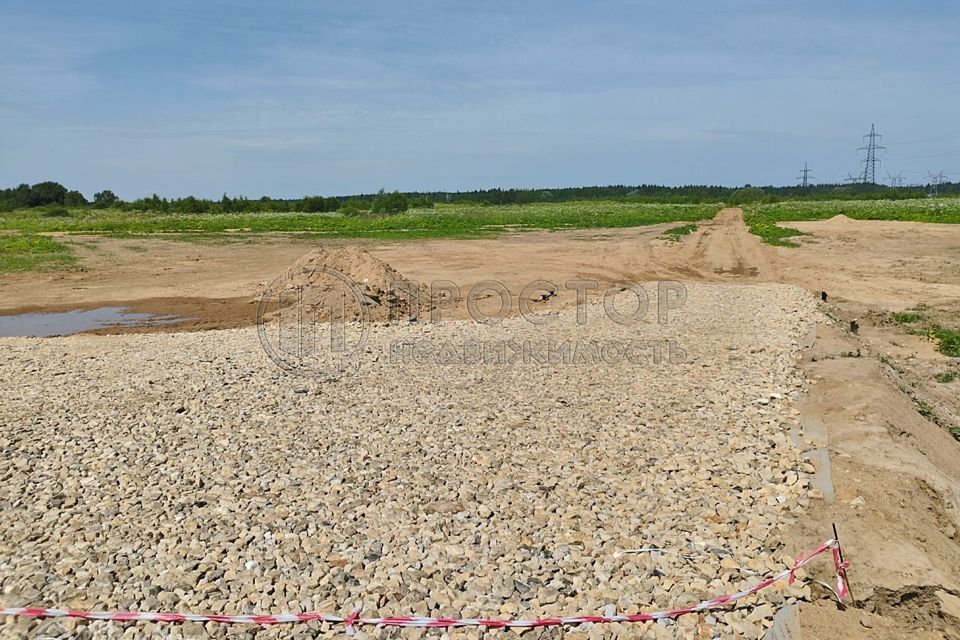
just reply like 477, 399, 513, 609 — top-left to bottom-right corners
2, 209, 960, 638
0, 210, 782, 327
4, 208, 958, 323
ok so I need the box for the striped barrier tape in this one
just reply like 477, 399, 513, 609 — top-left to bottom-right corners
1, 539, 849, 633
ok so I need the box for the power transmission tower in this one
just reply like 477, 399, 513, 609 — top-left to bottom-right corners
797, 162, 813, 188
844, 172, 861, 185
857, 123, 886, 184
885, 171, 905, 187
926, 170, 946, 196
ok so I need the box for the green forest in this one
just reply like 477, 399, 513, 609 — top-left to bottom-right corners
3, 180, 956, 215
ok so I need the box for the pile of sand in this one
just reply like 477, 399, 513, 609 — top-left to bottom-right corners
285, 246, 405, 294
825, 213, 856, 225
261, 246, 431, 323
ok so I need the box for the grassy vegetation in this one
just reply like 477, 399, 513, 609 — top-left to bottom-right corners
747, 222, 809, 246
934, 371, 957, 384
0, 233, 75, 272
931, 326, 960, 358
7, 197, 959, 242
892, 311, 925, 324
914, 396, 959, 442
745, 197, 960, 225
661, 223, 697, 240
889, 307, 960, 358
915, 394, 960, 441
40, 205, 71, 218
0, 201, 722, 239
915, 398, 940, 423
743, 197, 960, 244
5, 196, 960, 270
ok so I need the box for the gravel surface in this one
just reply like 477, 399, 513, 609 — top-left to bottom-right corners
1, 283, 820, 639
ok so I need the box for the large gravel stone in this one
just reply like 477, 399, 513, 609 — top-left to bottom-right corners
0, 284, 820, 638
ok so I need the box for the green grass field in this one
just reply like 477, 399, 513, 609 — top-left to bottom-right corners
0, 201, 722, 238
743, 198, 960, 246
0, 234, 76, 272
3, 197, 960, 271
746, 197, 960, 224
0, 201, 722, 272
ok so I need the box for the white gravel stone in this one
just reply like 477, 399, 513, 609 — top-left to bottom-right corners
0, 284, 820, 638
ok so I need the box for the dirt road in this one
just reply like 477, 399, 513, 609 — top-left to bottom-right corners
18, 208, 958, 325
0, 208, 780, 326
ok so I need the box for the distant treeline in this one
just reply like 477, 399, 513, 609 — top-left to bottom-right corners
0, 183, 423, 215
2, 180, 957, 214
412, 183, 954, 204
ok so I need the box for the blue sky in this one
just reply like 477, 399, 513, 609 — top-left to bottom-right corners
1, 1, 958, 199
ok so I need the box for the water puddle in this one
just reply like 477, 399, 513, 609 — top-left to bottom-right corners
0, 307, 181, 337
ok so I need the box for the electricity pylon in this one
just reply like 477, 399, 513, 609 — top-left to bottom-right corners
885, 171, 905, 187
926, 170, 947, 196
797, 162, 813, 188
857, 124, 886, 184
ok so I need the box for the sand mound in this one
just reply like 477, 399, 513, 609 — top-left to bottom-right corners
261, 246, 430, 323
825, 213, 856, 225
286, 246, 405, 293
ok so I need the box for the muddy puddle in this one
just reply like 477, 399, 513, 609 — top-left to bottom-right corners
0, 307, 181, 337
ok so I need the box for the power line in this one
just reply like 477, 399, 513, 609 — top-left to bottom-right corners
857, 123, 886, 184
898, 130, 960, 145
888, 150, 960, 162
926, 170, 947, 196
796, 162, 813, 187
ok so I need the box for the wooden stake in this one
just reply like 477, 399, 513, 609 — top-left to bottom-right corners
832, 522, 856, 606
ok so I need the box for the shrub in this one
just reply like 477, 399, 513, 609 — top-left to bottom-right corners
371, 190, 409, 215
92, 190, 120, 208
177, 196, 206, 214
300, 196, 334, 213
729, 186, 771, 205
29, 181, 68, 206
408, 196, 434, 209
338, 198, 368, 216
41, 206, 71, 217
64, 190, 88, 207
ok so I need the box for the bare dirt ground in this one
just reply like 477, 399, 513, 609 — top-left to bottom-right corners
3, 210, 958, 326
0, 210, 779, 327
0, 225, 680, 328
2, 209, 960, 637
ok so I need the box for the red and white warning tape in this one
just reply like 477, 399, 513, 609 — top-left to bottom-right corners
1, 539, 849, 634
